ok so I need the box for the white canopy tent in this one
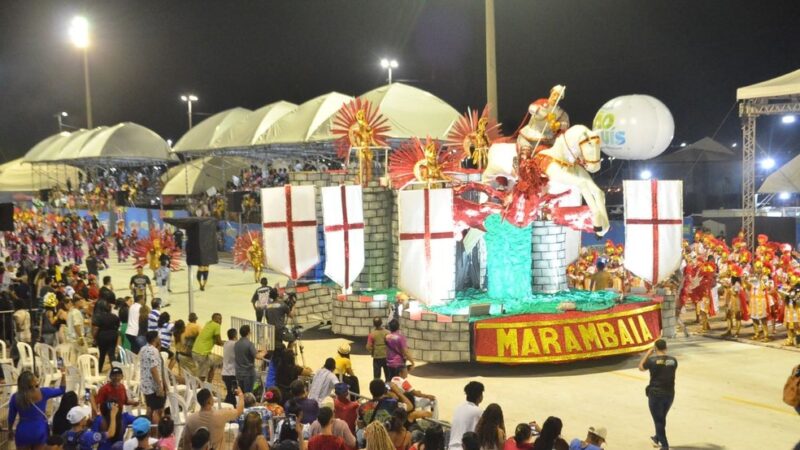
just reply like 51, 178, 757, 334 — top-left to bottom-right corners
759, 154, 800, 193
0, 158, 83, 192
23, 123, 173, 166
212, 101, 297, 149
172, 107, 252, 154
359, 83, 460, 139
24, 132, 73, 162
161, 156, 253, 196
72, 122, 174, 165
737, 68, 800, 100
260, 92, 353, 145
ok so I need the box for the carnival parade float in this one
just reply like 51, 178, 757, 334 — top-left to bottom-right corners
254, 86, 679, 364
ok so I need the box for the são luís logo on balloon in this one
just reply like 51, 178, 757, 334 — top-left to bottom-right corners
593, 95, 674, 160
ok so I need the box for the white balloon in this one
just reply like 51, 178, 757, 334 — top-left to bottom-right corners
593, 95, 675, 160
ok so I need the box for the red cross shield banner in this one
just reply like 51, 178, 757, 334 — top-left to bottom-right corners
322, 185, 365, 292
399, 188, 456, 306
623, 179, 683, 285
261, 185, 319, 280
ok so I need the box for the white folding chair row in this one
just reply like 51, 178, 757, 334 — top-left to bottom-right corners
34, 342, 59, 369
77, 354, 106, 393
167, 392, 189, 445
16, 342, 41, 374
182, 373, 201, 412
0, 340, 13, 366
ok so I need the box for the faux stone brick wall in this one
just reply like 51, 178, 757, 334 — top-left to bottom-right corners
659, 292, 676, 338
531, 221, 568, 293
400, 309, 472, 363
331, 292, 389, 336
288, 169, 393, 291
281, 283, 334, 326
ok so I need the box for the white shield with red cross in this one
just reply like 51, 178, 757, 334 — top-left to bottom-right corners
261, 185, 319, 280
322, 185, 365, 292
623, 179, 683, 285
399, 188, 456, 306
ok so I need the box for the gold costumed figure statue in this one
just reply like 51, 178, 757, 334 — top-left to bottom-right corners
446, 104, 503, 170
388, 136, 462, 188
333, 98, 391, 185
234, 231, 265, 283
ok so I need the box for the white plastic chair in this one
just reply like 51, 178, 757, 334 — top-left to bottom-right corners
77, 354, 106, 389
182, 373, 200, 412
16, 342, 38, 374
167, 392, 189, 444
55, 343, 75, 366
203, 381, 234, 410
35, 343, 59, 369
0, 340, 13, 366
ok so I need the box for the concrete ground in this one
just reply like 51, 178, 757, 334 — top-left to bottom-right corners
101, 255, 800, 449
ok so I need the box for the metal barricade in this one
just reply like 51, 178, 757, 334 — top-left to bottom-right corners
231, 316, 275, 351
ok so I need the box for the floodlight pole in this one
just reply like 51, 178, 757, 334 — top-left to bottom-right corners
82, 48, 93, 128
485, 0, 499, 121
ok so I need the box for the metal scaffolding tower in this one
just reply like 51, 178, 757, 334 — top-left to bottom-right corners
739, 97, 800, 247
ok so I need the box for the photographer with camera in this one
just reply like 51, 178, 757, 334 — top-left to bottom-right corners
266, 288, 294, 341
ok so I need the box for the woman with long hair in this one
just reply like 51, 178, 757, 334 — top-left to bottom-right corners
531, 417, 567, 450
365, 422, 395, 450
8, 369, 66, 450
51, 391, 79, 436
234, 411, 270, 450
475, 404, 506, 450
171, 319, 191, 375
264, 387, 284, 416
387, 408, 411, 450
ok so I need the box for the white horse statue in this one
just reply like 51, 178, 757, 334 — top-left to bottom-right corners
483, 124, 610, 235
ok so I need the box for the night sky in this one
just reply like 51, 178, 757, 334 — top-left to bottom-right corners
1, 1, 799, 166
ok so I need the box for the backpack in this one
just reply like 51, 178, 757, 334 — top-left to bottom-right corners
782, 364, 800, 407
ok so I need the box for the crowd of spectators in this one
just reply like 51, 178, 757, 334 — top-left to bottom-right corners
47, 167, 167, 211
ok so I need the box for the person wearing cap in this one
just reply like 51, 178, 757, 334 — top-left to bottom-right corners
333, 382, 358, 433
122, 417, 158, 450
95, 367, 139, 408
62, 404, 117, 450
568, 426, 607, 450
334, 343, 360, 395
639, 339, 677, 450
308, 358, 340, 405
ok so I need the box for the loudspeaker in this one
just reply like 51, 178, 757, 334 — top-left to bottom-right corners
164, 217, 218, 266
39, 189, 51, 202
0, 203, 13, 231
115, 190, 129, 206
227, 192, 246, 213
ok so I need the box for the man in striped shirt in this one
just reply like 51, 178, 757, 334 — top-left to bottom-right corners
148, 298, 162, 332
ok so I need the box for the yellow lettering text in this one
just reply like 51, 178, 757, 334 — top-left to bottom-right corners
637, 315, 654, 342
497, 329, 519, 356
521, 328, 541, 356
563, 326, 583, 353
627, 317, 642, 343
578, 323, 603, 350
617, 319, 635, 346
597, 322, 619, 348
538, 327, 562, 354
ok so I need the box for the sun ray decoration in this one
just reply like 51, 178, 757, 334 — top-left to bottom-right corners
332, 98, 391, 185
388, 136, 462, 188
233, 230, 265, 282
445, 104, 503, 170
132, 229, 181, 270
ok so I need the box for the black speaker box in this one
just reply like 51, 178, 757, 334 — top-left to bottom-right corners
227, 192, 246, 213
115, 190, 129, 206
0, 203, 12, 231
163, 217, 218, 266
39, 189, 51, 202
